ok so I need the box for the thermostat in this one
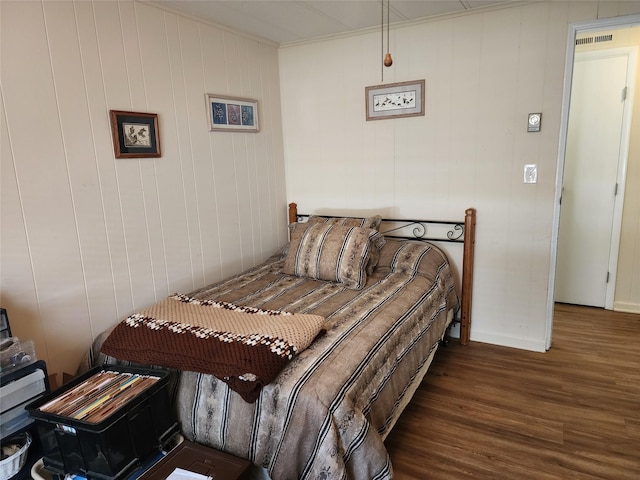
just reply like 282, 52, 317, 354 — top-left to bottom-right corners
528, 113, 542, 132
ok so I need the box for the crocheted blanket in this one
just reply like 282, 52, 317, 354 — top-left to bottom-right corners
100, 294, 326, 402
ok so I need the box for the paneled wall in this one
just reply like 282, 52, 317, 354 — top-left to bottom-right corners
279, 1, 640, 351
1, 1, 287, 377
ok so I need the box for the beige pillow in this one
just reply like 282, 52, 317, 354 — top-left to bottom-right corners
307, 214, 382, 230
284, 224, 380, 289
286, 215, 385, 272
366, 230, 386, 275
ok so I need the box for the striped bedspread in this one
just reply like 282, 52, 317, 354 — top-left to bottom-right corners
87, 238, 459, 480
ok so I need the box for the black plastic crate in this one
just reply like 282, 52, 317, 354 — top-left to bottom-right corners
26, 365, 178, 480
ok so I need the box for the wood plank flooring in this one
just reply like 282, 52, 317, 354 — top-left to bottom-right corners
385, 303, 640, 479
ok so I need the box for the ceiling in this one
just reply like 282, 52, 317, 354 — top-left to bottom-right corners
154, 0, 518, 44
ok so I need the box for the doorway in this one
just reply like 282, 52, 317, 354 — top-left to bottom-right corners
546, 15, 640, 350
555, 47, 637, 308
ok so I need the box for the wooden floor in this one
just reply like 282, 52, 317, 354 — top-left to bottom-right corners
385, 303, 640, 479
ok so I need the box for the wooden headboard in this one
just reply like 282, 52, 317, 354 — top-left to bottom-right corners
288, 203, 476, 345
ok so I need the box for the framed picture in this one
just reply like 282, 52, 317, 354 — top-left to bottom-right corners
365, 79, 425, 121
109, 110, 161, 158
206, 94, 259, 132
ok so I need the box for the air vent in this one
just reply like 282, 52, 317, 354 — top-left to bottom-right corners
594, 34, 613, 43
576, 34, 614, 46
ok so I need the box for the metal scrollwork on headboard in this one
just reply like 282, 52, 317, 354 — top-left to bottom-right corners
293, 215, 465, 243
380, 218, 465, 243
448, 223, 464, 241
412, 222, 426, 239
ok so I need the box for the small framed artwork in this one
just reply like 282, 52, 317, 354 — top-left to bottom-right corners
109, 110, 161, 158
365, 79, 425, 121
205, 94, 259, 132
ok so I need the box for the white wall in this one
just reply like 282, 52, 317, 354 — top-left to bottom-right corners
0, 0, 287, 377
279, 1, 640, 351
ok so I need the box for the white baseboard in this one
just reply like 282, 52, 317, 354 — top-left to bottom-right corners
613, 301, 640, 314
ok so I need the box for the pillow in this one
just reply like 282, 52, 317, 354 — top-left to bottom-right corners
307, 215, 385, 272
376, 239, 448, 279
288, 215, 381, 237
284, 224, 380, 289
287, 214, 385, 272
366, 230, 386, 275
307, 214, 382, 230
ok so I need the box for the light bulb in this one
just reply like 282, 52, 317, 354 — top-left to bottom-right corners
384, 52, 393, 67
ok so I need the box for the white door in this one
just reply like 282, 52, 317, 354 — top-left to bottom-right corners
555, 49, 634, 308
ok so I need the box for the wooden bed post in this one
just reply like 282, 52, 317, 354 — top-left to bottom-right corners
288, 203, 298, 225
460, 208, 476, 345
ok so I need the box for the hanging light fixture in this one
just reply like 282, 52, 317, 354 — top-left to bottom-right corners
383, 0, 393, 68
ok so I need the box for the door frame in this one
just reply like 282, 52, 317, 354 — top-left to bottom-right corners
601, 47, 637, 310
545, 14, 640, 350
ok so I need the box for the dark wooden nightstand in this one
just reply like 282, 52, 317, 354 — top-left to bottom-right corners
138, 440, 251, 480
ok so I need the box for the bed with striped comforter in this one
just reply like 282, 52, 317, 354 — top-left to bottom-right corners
88, 237, 459, 480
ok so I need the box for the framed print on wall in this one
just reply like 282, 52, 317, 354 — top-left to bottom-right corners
109, 110, 161, 158
365, 79, 425, 121
206, 94, 259, 132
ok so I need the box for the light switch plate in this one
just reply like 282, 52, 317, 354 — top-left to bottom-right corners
528, 113, 542, 132
524, 164, 537, 183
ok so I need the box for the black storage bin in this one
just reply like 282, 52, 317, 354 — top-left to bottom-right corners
26, 365, 178, 480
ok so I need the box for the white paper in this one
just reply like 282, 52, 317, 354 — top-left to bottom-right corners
166, 467, 212, 480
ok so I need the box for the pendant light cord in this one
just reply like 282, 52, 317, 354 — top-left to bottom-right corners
381, 0, 384, 82
381, 0, 392, 81
387, 0, 390, 55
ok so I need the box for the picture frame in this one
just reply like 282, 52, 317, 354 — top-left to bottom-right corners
205, 94, 259, 132
365, 79, 425, 121
109, 110, 161, 158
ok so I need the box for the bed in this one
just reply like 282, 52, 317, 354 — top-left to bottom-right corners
83, 203, 476, 480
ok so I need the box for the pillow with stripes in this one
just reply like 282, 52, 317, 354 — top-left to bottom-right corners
283, 223, 382, 290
